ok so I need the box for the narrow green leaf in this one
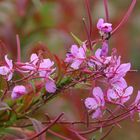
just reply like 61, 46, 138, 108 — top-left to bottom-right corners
0, 127, 27, 139
70, 32, 83, 45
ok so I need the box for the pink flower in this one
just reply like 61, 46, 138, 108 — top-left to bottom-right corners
88, 48, 111, 67
65, 43, 86, 69
11, 85, 27, 99
38, 59, 55, 77
0, 55, 13, 81
38, 59, 56, 93
17, 53, 56, 93
97, 18, 112, 33
85, 87, 105, 119
105, 55, 131, 79
107, 86, 133, 104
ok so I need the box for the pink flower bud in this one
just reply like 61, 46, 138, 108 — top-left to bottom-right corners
11, 85, 27, 99
97, 18, 112, 33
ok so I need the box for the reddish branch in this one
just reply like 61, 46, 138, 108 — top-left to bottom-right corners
99, 126, 114, 140
48, 129, 71, 140
112, 0, 136, 35
16, 34, 21, 62
27, 113, 64, 140
84, 0, 93, 37
103, 0, 109, 22
78, 107, 135, 135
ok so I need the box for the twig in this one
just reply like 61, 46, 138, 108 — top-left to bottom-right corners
99, 126, 114, 140
27, 113, 64, 140
85, 0, 93, 36
82, 18, 92, 50
48, 129, 72, 140
111, 0, 136, 35
16, 34, 21, 62
103, 0, 109, 22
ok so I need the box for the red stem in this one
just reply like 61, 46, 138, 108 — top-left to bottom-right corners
28, 113, 64, 140
103, 0, 109, 22
16, 34, 21, 62
68, 128, 87, 140
99, 126, 114, 140
48, 129, 71, 140
82, 18, 92, 50
111, 0, 136, 35
78, 107, 135, 135
85, 0, 93, 37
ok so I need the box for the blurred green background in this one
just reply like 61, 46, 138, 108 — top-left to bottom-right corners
0, 0, 140, 139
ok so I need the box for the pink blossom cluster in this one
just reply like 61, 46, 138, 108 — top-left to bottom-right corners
65, 18, 140, 119
0, 53, 56, 99
0, 18, 139, 121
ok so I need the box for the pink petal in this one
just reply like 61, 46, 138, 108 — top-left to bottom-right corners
102, 23, 112, 32
5, 55, 13, 69
45, 79, 56, 93
92, 87, 104, 100
0, 66, 9, 75
117, 63, 131, 76
97, 18, 104, 29
30, 53, 38, 65
85, 97, 98, 110
111, 77, 127, 89
92, 108, 102, 119
40, 59, 54, 69
95, 49, 102, 59
92, 87, 105, 106
71, 45, 79, 56
77, 44, 86, 59
65, 53, 73, 63
124, 86, 133, 96
7, 72, 13, 81
77, 47, 86, 59
70, 60, 82, 69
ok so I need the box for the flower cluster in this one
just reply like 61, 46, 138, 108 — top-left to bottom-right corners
65, 43, 87, 69
0, 53, 56, 99
85, 87, 105, 118
0, 18, 139, 122
65, 18, 140, 119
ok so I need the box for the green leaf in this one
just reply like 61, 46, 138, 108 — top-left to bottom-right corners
70, 32, 83, 45
4, 112, 17, 126
0, 127, 27, 139
57, 77, 72, 88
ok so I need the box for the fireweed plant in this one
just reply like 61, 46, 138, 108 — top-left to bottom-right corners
0, 0, 139, 140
